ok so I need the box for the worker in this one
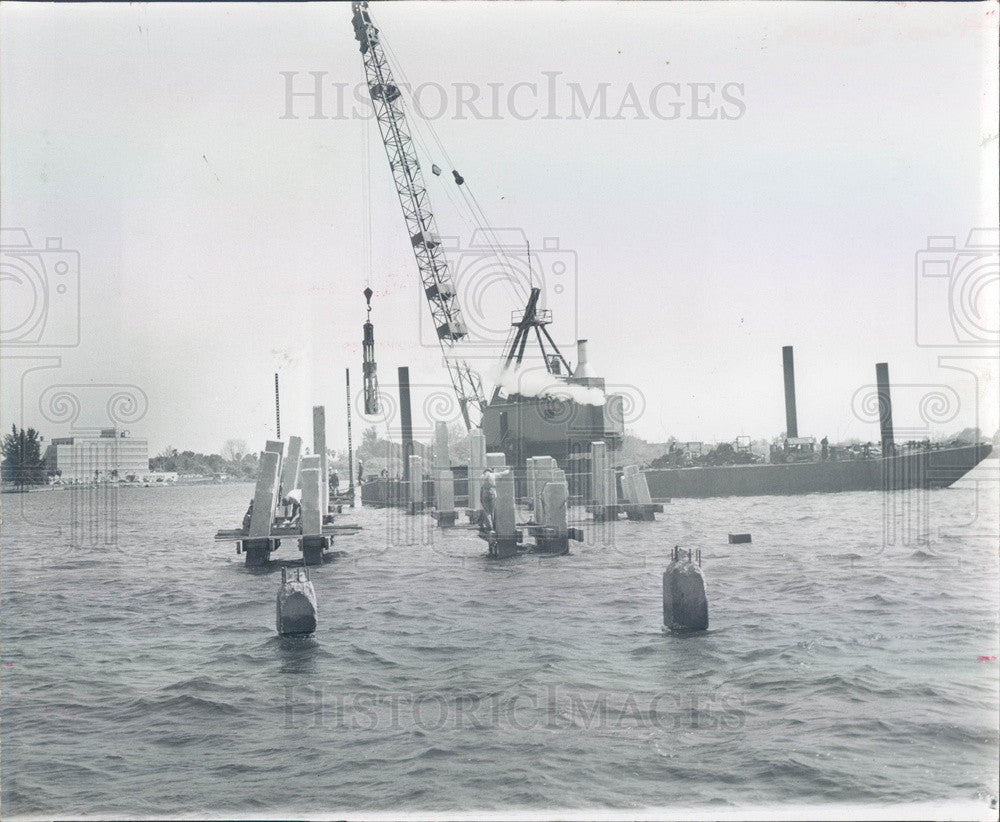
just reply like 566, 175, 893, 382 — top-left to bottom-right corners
280, 489, 302, 525
331, 471, 340, 494
821, 436, 829, 460
357, 460, 364, 484
479, 466, 509, 533
241, 499, 254, 533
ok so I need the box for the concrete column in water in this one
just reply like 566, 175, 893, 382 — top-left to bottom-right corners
526, 457, 539, 513
533, 456, 557, 515
467, 429, 486, 514
542, 479, 568, 532
591, 441, 609, 506
264, 439, 285, 516
662, 548, 708, 631
623, 464, 652, 504
436, 469, 455, 509
408, 454, 424, 509
620, 467, 635, 504
434, 469, 456, 526
280, 435, 302, 494
312, 406, 328, 515
606, 467, 618, 506
250, 450, 281, 538
493, 469, 517, 557
434, 421, 450, 470
299, 466, 327, 564
300, 467, 323, 537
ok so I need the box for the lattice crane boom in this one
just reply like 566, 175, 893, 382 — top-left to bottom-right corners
351, 1, 487, 430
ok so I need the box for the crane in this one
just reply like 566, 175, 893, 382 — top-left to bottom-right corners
351, 1, 487, 430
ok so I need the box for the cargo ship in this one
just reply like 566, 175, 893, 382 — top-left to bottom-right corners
643, 442, 991, 498
641, 347, 993, 498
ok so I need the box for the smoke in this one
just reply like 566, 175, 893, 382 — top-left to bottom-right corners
485, 363, 606, 406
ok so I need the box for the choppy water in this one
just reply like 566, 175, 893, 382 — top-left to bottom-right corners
2, 463, 998, 817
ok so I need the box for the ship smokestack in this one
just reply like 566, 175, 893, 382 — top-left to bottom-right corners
575, 339, 595, 379
782, 345, 798, 438
875, 362, 895, 456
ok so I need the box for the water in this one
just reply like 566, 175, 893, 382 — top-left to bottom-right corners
2, 465, 998, 816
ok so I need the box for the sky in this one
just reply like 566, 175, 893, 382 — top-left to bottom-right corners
1, 1, 997, 457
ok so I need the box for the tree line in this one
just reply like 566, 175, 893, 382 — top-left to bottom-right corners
1, 425, 47, 488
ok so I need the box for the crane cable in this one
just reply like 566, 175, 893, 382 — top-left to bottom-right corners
379, 36, 529, 306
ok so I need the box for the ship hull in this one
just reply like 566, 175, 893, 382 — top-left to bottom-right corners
644, 444, 992, 499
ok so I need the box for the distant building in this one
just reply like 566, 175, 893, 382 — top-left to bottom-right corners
44, 429, 149, 482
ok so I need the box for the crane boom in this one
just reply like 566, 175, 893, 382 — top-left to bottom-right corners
351, 1, 487, 430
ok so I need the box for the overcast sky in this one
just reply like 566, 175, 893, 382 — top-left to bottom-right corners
2, 1, 997, 456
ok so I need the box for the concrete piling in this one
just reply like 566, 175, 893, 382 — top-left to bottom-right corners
300, 468, 323, 536
299, 466, 328, 565
467, 429, 486, 523
623, 465, 652, 504
249, 450, 281, 537
532, 456, 557, 516
407, 454, 425, 513
662, 546, 708, 631
243, 449, 281, 566
535, 479, 570, 554
591, 441, 608, 502
280, 435, 302, 494
620, 469, 635, 507
621, 464, 660, 520
276, 566, 318, 636
434, 421, 450, 470
526, 457, 539, 513
542, 480, 568, 531
491, 469, 518, 558
432, 469, 457, 526
591, 442, 618, 521
312, 406, 328, 515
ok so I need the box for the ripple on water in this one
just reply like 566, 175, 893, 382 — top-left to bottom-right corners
1, 479, 998, 813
